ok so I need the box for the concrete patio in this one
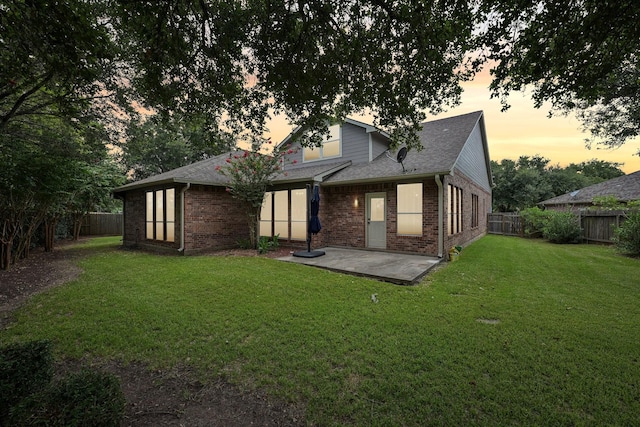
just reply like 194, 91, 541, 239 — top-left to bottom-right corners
278, 247, 442, 285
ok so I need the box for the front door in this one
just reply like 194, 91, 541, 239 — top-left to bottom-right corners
366, 192, 386, 249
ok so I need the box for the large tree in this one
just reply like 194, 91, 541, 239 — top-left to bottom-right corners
119, 114, 234, 181
0, 0, 120, 131
478, 0, 640, 150
491, 156, 625, 212
109, 0, 477, 149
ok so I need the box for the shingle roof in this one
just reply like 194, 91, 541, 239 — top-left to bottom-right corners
274, 161, 351, 184
113, 111, 486, 193
539, 170, 640, 206
113, 152, 351, 193
113, 152, 234, 193
323, 111, 484, 185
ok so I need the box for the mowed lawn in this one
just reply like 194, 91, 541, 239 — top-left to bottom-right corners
2, 235, 639, 426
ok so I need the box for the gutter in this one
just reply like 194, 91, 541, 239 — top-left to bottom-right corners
435, 174, 444, 258
178, 183, 191, 253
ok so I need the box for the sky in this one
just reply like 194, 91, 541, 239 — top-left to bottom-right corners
265, 72, 640, 174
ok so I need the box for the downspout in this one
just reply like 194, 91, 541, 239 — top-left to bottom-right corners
178, 183, 191, 253
435, 174, 444, 258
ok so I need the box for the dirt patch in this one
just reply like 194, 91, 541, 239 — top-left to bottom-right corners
0, 240, 305, 426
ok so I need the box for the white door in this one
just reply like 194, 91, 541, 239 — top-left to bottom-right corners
366, 193, 386, 249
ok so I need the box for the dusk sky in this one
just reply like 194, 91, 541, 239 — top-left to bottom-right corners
266, 71, 640, 174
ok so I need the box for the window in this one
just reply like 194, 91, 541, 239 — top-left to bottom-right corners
471, 194, 479, 228
274, 190, 289, 239
397, 183, 422, 235
259, 192, 273, 237
303, 125, 341, 162
146, 188, 175, 242
260, 189, 308, 240
290, 189, 307, 239
448, 184, 463, 235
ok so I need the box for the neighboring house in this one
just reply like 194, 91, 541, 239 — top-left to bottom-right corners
539, 170, 640, 211
113, 111, 492, 259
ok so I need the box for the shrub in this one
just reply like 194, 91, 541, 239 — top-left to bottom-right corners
520, 207, 549, 236
258, 234, 280, 254
613, 211, 640, 256
542, 211, 582, 243
9, 369, 125, 426
0, 340, 53, 421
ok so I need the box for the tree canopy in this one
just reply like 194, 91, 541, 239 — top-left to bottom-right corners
478, 0, 640, 150
3, 1, 639, 151
491, 156, 625, 212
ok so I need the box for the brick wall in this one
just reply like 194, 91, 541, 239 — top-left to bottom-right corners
183, 185, 249, 253
122, 189, 145, 247
121, 184, 250, 254
319, 180, 440, 256
442, 170, 492, 257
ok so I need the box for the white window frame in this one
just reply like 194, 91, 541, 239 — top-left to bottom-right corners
303, 125, 342, 163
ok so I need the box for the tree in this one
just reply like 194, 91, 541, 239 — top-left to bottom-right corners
478, 0, 640, 150
491, 156, 626, 212
119, 114, 234, 181
0, 0, 120, 130
110, 0, 477, 150
216, 140, 297, 249
0, 112, 119, 269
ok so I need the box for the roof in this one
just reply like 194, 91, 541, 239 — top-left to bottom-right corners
323, 111, 486, 185
276, 117, 390, 148
113, 111, 489, 192
113, 152, 234, 193
113, 152, 351, 194
539, 170, 640, 206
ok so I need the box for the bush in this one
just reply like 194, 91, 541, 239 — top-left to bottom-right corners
520, 207, 549, 236
258, 234, 280, 254
9, 369, 125, 426
0, 340, 53, 421
613, 211, 640, 256
542, 211, 582, 244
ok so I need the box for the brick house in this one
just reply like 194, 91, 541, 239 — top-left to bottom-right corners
113, 111, 492, 259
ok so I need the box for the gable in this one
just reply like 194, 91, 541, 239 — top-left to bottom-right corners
282, 120, 391, 169
454, 120, 492, 192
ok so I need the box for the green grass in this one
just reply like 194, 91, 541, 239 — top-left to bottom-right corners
2, 235, 639, 425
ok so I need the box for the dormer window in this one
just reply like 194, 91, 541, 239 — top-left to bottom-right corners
303, 125, 341, 162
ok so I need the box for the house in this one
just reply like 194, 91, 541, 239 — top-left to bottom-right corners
539, 170, 640, 211
113, 111, 492, 259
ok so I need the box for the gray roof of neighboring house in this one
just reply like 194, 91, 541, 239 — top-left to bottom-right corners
539, 170, 640, 206
323, 111, 486, 185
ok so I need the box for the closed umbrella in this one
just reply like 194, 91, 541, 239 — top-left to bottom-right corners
309, 184, 322, 235
293, 184, 325, 258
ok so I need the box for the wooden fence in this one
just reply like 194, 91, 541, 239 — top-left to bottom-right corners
80, 212, 123, 236
488, 213, 525, 237
487, 210, 627, 243
579, 210, 625, 243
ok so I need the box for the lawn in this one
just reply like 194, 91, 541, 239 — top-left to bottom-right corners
2, 235, 639, 426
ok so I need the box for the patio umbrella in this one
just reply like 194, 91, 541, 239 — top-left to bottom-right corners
293, 184, 325, 258
309, 184, 322, 235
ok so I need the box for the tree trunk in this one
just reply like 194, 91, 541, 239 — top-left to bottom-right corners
247, 210, 258, 250
72, 213, 84, 240
44, 218, 57, 252
1, 241, 11, 271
